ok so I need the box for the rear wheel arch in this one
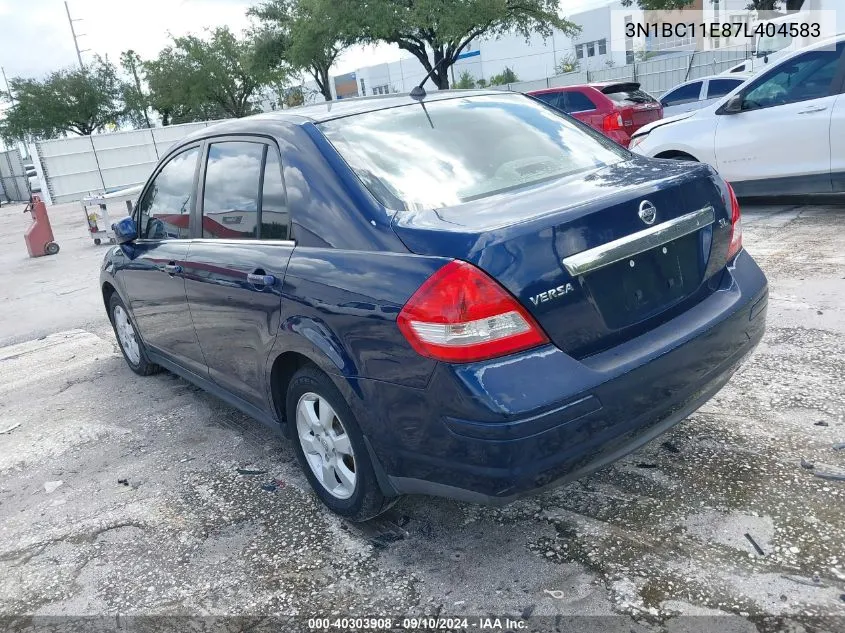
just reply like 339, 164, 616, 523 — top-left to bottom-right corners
655, 150, 699, 162
270, 351, 313, 425
268, 346, 359, 424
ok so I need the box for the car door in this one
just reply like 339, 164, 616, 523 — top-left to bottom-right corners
660, 81, 704, 117
118, 144, 207, 375
829, 81, 845, 192
182, 138, 294, 409
563, 90, 601, 129
713, 43, 845, 191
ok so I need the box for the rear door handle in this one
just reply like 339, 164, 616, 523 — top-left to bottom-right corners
164, 263, 182, 275
797, 106, 827, 114
247, 272, 276, 287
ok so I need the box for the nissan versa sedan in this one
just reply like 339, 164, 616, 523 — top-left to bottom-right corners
102, 90, 768, 521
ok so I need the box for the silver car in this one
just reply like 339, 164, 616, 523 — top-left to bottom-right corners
660, 74, 751, 118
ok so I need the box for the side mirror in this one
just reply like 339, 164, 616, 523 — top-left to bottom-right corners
764, 55, 769, 64
717, 94, 743, 115
112, 216, 138, 244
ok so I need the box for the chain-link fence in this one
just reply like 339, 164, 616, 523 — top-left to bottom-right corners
495, 44, 752, 97
0, 148, 29, 203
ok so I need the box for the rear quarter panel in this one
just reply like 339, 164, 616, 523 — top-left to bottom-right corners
265, 121, 449, 391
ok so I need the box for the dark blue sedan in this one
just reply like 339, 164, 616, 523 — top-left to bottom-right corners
101, 90, 767, 521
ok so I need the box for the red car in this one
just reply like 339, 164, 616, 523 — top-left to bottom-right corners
528, 82, 663, 147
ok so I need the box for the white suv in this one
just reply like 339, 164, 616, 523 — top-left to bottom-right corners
630, 35, 845, 196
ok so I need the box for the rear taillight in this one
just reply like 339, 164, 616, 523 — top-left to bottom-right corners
397, 261, 549, 363
602, 112, 623, 132
726, 182, 743, 260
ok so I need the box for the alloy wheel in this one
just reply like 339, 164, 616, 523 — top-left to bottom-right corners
113, 305, 141, 366
295, 392, 357, 499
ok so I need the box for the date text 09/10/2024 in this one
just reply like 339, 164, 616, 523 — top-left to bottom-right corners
307, 617, 527, 630
625, 21, 822, 40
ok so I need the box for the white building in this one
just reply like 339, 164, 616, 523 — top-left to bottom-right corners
274, 0, 781, 105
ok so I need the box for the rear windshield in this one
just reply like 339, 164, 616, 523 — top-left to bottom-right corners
600, 84, 658, 105
318, 94, 627, 211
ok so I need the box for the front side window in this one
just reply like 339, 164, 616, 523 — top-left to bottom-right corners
201, 142, 264, 239
742, 48, 842, 111
137, 146, 199, 239
319, 94, 626, 211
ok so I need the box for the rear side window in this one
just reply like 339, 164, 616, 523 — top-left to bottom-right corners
260, 150, 290, 240
661, 82, 702, 107
137, 146, 199, 239
707, 78, 743, 99
565, 91, 597, 112
319, 93, 626, 210
601, 83, 659, 105
202, 142, 263, 239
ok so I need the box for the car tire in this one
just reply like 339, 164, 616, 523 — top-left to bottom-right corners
109, 293, 160, 376
286, 365, 394, 522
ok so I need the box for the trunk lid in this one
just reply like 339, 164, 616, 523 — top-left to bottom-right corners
598, 82, 663, 133
392, 158, 734, 358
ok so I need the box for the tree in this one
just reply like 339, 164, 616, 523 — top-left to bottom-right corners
250, 0, 356, 102
489, 66, 518, 86
454, 70, 476, 89
120, 50, 152, 129
476, 77, 488, 88
352, 0, 578, 90
620, 0, 804, 9
0, 57, 124, 142
555, 54, 579, 75
145, 27, 279, 124
283, 85, 305, 108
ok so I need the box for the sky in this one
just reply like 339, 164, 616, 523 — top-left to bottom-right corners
0, 0, 611, 85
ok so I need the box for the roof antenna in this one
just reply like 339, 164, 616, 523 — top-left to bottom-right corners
410, 55, 450, 101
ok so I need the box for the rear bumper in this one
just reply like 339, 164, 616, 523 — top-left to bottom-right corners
354, 250, 767, 503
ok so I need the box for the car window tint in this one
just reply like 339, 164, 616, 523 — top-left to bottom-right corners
707, 78, 743, 99
202, 142, 263, 239
743, 48, 842, 111
137, 146, 199, 239
260, 150, 290, 240
661, 82, 702, 106
566, 91, 596, 112
534, 92, 565, 111
319, 93, 627, 210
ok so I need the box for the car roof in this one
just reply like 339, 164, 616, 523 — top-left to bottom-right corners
268, 89, 504, 123
173, 90, 511, 147
527, 81, 643, 95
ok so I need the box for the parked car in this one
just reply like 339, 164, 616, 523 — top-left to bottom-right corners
102, 90, 767, 521
630, 35, 845, 196
660, 74, 751, 117
527, 82, 662, 147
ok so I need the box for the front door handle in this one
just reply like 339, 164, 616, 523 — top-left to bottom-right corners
247, 272, 276, 287
163, 263, 182, 275
797, 106, 827, 114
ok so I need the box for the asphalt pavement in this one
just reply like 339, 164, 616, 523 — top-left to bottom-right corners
0, 197, 844, 632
